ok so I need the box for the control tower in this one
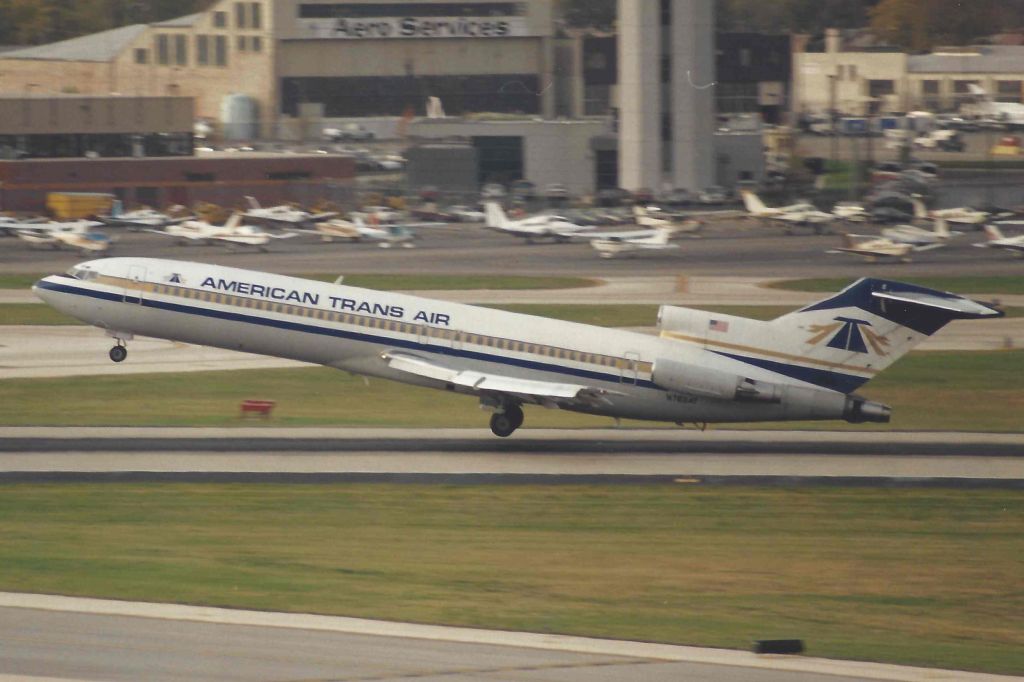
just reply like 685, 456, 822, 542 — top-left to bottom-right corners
618, 0, 715, 192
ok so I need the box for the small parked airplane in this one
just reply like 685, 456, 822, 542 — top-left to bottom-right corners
484, 202, 588, 242
590, 227, 680, 259
98, 200, 192, 230
298, 217, 419, 248
11, 220, 112, 254
34, 258, 1001, 436
831, 201, 870, 222
881, 218, 960, 246
144, 213, 297, 252
827, 233, 944, 263
740, 190, 834, 233
973, 224, 1024, 256
632, 206, 703, 235
911, 196, 988, 226
242, 196, 338, 226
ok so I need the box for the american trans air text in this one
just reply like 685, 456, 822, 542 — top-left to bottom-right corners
200, 276, 451, 326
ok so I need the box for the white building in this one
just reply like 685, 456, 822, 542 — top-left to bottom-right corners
795, 30, 1024, 116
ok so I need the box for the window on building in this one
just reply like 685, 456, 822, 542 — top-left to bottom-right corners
238, 35, 248, 51
156, 34, 169, 65
197, 35, 209, 65
921, 79, 940, 109
213, 11, 227, 27
996, 80, 1023, 103
739, 48, 751, 68
174, 34, 187, 65
134, 48, 148, 64
953, 79, 980, 106
215, 35, 228, 66
235, 2, 248, 28
868, 79, 895, 97
954, 79, 980, 94
251, 3, 263, 29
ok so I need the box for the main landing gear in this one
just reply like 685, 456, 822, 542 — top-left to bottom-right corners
489, 404, 524, 438
109, 342, 127, 363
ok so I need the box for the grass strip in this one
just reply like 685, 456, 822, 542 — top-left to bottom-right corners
0, 484, 1020, 675
767, 276, 1024, 296
0, 351, 1022, 430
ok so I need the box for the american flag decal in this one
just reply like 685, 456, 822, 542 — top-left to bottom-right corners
709, 319, 729, 332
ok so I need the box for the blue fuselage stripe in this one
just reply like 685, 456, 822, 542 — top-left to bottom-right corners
38, 279, 660, 389
710, 350, 868, 393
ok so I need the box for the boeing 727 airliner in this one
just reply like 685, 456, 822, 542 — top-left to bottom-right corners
34, 258, 1002, 436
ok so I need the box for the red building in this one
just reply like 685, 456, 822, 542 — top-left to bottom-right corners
0, 154, 355, 213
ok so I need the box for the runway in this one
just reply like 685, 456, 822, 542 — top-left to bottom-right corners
1, 593, 1017, 682
1, 428, 1021, 483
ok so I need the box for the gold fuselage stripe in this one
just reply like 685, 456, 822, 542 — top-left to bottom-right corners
660, 330, 879, 376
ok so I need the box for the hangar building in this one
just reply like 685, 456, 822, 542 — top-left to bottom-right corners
0, 0, 557, 139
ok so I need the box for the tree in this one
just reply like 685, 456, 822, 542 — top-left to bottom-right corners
558, 0, 615, 30
0, 0, 212, 45
869, 0, 1006, 50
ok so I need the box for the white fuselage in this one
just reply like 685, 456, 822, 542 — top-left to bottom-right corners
32, 258, 857, 425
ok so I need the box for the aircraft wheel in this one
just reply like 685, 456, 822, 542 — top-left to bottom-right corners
506, 404, 524, 430
489, 405, 523, 438
109, 345, 127, 363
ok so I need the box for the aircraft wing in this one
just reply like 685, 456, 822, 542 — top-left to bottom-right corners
390, 221, 447, 229
142, 228, 206, 240
572, 228, 662, 241
381, 351, 620, 407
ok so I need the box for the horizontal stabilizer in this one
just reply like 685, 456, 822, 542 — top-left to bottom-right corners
872, 290, 1002, 319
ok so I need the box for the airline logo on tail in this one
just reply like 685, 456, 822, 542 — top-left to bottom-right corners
806, 317, 890, 355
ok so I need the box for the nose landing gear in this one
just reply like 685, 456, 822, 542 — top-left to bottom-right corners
489, 403, 524, 438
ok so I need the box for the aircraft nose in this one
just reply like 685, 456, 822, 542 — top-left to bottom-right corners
32, 275, 61, 305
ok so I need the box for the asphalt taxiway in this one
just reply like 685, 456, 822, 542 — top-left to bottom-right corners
1, 428, 1021, 483
1, 593, 1017, 682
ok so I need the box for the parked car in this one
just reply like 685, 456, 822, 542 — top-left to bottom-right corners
544, 183, 570, 200
449, 204, 485, 222
656, 187, 693, 206
480, 183, 506, 199
510, 179, 537, 200
595, 187, 632, 207
323, 123, 375, 142
696, 186, 728, 205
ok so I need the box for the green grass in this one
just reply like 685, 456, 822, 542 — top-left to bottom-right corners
0, 484, 1021, 674
768, 276, 1024, 296
0, 272, 599, 291
0, 273, 44, 289
1, 350, 1022, 430
0, 303, 84, 325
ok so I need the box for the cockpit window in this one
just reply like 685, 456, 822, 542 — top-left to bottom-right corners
67, 267, 98, 281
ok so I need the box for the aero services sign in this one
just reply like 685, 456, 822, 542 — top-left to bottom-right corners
300, 15, 532, 39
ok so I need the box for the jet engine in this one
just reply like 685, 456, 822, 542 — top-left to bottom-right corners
652, 357, 781, 402
651, 357, 891, 423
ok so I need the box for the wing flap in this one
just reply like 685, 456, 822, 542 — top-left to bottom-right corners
381, 351, 618, 406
